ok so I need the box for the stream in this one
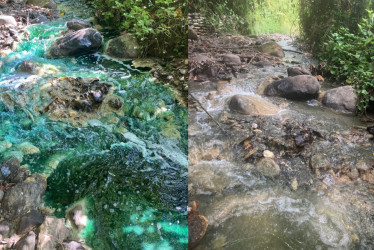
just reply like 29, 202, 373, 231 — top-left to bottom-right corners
188, 39, 374, 249
0, 1, 187, 249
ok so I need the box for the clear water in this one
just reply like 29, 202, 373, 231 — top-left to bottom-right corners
189, 40, 374, 249
0, 1, 187, 249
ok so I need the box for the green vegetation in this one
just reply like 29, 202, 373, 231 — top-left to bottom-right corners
87, 0, 188, 58
319, 10, 374, 112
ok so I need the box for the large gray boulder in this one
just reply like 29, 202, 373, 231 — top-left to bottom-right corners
47, 28, 102, 58
0, 15, 17, 26
321, 85, 357, 113
228, 94, 279, 115
264, 75, 320, 100
104, 34, 140, 60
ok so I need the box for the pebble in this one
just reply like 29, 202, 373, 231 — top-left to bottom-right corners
263, 150, 274, 158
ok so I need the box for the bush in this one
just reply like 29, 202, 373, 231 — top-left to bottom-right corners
320, 10, 374, 113
87, 0, 188, 58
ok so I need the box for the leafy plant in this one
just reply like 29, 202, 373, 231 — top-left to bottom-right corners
320, 10, 374, 112
87, 0, 187, 58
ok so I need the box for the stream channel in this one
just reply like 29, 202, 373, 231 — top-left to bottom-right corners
189, 39, 374, 249
0, 0, 188, 249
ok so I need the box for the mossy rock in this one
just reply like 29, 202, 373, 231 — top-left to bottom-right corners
104, 34, 141, 60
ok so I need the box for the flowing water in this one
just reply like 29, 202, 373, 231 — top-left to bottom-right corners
0, 1, 187, 249
189, 40, 374, 249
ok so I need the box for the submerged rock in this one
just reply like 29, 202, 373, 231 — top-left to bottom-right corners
17, 210, 45, 235
67, 19, 91, 31
188, 201, 208, 249
104, 34, 140, 60
259, 41, 285, 58
321, 85, 357, 113
26, 0, 57, 9
256, 158, 280, 177
36, 216, 72, 250
264, 75, 320, 100
228, 94, 279, 115
287, 66, 312, 77
17, 60, 39, 74
47, 28, 102, 58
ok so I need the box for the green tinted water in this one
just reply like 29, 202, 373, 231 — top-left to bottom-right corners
0, 2, 187, 249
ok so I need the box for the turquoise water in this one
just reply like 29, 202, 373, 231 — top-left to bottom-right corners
0, 4, 187, 249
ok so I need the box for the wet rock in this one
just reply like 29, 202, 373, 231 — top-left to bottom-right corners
228, 94, 279, 115
259, 41, 285, 58
321, 86, 357, 113
0, 158, 21, 182
356, 161, 369, 172
264, 75, 320, 100
347, 168, 359, 180
36, 216, 72, 250
17, 142, 40, 155
47, 28, 103, 58
0, 221, 10, 239
309, 154, 330, 172
66, 199, 88, 237
30, 15, 48, 24
27, 0, 57, 9
256, 158, 280, 177
17, 60, 39, 74
63, 241, 87, 250
2, 174, 47, 220
0, 190, 4, 202
188, 28, 198, 40
14, 231, 36, 250
287, 66, 312, 77
108, 96, 123, 110
17, 210, 45, 235
291, 177, 298, 191
0, 15, 17, 26
3, 150, 24, 163
67, 19, 91, 31
104, 34, 140, 60
222, 54, 241, 66
188, 201, 208, 249
263, 150, 274, 158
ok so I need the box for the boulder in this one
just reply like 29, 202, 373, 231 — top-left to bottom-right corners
17, 60, 39, 74
17, 210, 45, 235
256, 158, 280, 177
36, 216, 72, 250
222, 54, 241, 66
321, 85, 357, 113
14, 231, 36, 250
1, 158, 21, 183
47, 28, 102, 58
63, 241, 87, 250
104, 34, 140, 60
0, 221, 10, 239
259, 41, 285, 58
188, 201, 208, 249
264, 75, 320, 100
30, 15, 48, 24
188, 28, 198, 40
67, 19, 91, 31
26, 0, 57, 9
1, 174, 47, 220
0, 15, 17, 26
287, 66, 312, 77
228, 94, 279, 115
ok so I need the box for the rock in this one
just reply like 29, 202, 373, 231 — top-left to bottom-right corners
67, 19, 91, 31
259, 41, 285, 58
188, 28, 198, 40
36, 216, 71, 250
66, 199, 88, 236
0, 15, 17, 26
222, 54, 241, 66
17, 142, 40, 155
256, 158, 280, 177
263, 150, 274, 158
3, 150, 24, 163
188, 201, 208, 249
30, 15, 48, 24
14, 231, 36, 250
321, 86, 357, 113
104, 34, 140, 60
0, 221, 10, 239
17, 210, 45, 235
1, 158, 21, 182
347, 168, 359, 180
0, 190, 4, 202
47, 28, 103, 58
63, 241, 87, 250
287, 66, 312, 77
310, 154, 330, 171
108, 96, 123, 110
27, 0, 57, 9
1, 174, 47, 220
228, 94, 279, 115
291, 177, 298, 191
0, 141, 12, 152
356, 161, 369, 172
17, 60, 39, 74
264, 75, 320, 100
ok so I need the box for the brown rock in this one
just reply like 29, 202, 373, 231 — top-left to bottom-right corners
188, 201, 208, 249
228, 94, 279, 115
